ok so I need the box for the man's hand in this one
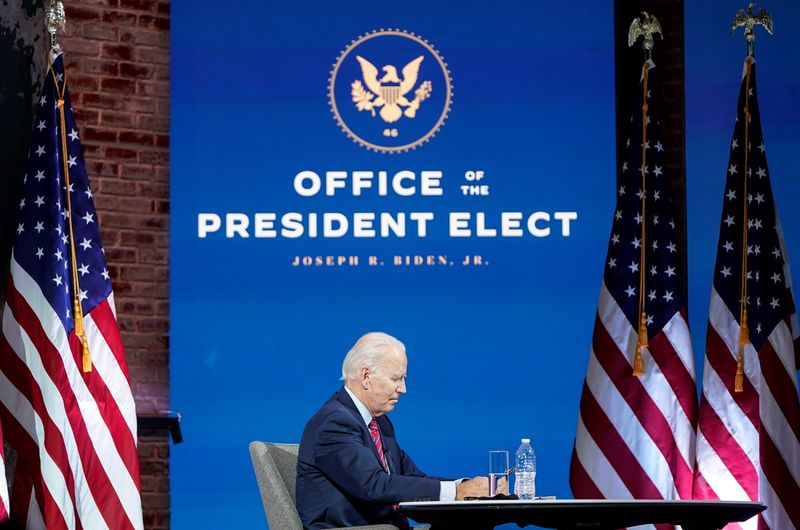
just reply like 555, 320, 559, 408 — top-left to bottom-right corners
455, 476, 489, 500
455, 476, 509, 500
495, 475, 509, 495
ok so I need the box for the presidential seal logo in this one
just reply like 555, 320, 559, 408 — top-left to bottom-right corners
329, 29, 452, 153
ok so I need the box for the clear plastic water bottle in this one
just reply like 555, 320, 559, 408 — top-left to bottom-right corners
514, 438, 536, 500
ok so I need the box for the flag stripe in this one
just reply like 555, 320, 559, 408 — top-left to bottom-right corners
85, 301, 138, 439
571, 414, 632, 498
0, 372, 74, 530
694, 432, 753, 530
703, 325, 761, 454
760, 332, 800, 449
5, 271, 137, 529
568, 445, 604, 499
83, 315, 140, 485
11, 259, 140, 483
706, 297, 760, 424
759, 431, 800, 528
0, 327, 82, 527
11, 255, 142, 508
654, 310, 697, 420
8, 460, 34, 528
596, 287, 697, 471
758, 462, 795, 530
578, 380, 663, 498
2, 306, 111, 530
691, 464, 720, 501
87, 297, 131, 383
696, 395, 759, 499
593, 313, 694, 494
586, 344, 678, 494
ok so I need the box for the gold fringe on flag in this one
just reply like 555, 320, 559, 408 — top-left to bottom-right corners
734, 57, 755, 393
50, 59, 92, 373
627, 12, 661, 377
632, 60, 652, 377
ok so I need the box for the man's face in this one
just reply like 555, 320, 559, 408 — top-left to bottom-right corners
364, 351, 407, 417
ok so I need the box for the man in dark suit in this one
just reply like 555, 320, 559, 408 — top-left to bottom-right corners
296, 332, 498, 529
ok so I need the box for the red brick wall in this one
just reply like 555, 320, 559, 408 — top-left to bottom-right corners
60, 1, 171, 528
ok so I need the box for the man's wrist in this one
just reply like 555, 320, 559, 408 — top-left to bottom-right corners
439, 481, 457, 501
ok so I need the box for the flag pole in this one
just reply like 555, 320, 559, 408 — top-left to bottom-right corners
45, 0, 93, 372
627, 11, 662, 376
730, 3, 773, 392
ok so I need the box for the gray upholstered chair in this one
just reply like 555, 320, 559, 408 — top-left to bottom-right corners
248, 441, 402, 530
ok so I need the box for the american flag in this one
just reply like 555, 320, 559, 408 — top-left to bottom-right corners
570, 60, 698, 520
692, 58, 800, 530
0, 51, 143, 529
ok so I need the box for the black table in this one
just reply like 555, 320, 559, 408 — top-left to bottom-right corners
398, 499, 765, 530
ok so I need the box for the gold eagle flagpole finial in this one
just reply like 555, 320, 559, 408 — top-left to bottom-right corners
731, 3, 773, 57
45, 0, 66, 50
628, 11, 662, 59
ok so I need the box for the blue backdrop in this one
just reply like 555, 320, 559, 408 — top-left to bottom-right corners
170, 1, 800, 528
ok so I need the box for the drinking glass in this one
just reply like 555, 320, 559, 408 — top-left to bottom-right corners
488, 450, 509, 497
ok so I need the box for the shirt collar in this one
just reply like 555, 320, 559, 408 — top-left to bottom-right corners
344, 386, 373, 426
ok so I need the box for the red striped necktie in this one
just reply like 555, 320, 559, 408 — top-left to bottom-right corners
369, 418, 405, 516
368, 418, 389, 471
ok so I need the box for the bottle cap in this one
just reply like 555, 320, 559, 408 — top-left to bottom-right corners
521, 438, 530, 443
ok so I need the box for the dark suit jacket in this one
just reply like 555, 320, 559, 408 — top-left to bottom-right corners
296, 387, 446, 529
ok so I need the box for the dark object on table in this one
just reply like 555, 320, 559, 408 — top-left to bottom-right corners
463, 494, 519, 501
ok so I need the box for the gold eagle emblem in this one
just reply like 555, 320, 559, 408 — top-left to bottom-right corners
731, 3, 773, 36
731, 3, 773, 56
628, 11, 662, 50
351, 55, 432, 123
